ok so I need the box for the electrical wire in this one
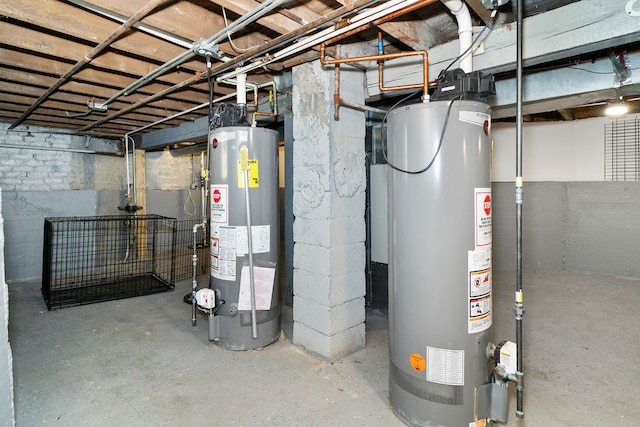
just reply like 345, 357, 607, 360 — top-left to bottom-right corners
382, 98, 458, 174
184, 188, 197, 216
222, 7, 262, 53
378, 8, 500, 175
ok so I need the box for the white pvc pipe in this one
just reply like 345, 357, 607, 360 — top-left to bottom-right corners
441, 0, 473, 73
237, 73, 247, 105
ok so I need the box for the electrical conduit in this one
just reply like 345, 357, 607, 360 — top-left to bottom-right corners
80, 0, 387, 130
515, 0, 525, 418
217, 0, 431, 81
101, 0, 285, 107
240, 146, 258, 339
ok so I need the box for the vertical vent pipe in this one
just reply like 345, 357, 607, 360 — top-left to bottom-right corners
441, 0, 473, 72
237, 73, 248, 106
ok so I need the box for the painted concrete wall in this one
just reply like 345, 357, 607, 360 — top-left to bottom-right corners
491, 115, 640, 277
0, 124, 125, 282
491, 117, 618, 182
0, 190, 16, 426
492, 181, 640, 277
145, 150, 204, 221
0, 124, 205, 282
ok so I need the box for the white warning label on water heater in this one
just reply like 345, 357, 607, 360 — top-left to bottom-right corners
210, 225, 237, 281
459, 111, 490, 127
210, 184, 228, 225
468, 248, 492, 334
475, 188, 492, 247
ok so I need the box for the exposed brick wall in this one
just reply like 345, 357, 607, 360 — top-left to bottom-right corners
0, 124, 125, 280
0, 124, 123, 192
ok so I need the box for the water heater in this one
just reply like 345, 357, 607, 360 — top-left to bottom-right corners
207, 123, 281, 350
387, 99, 494, 426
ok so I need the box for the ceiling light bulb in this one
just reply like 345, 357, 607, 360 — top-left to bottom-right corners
605, 102, 629, 116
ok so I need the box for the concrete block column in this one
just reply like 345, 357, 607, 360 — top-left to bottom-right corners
291, 60, 366, 360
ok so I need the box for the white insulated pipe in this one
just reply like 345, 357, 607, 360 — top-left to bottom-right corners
441, 0, 473, 73
217, 0, 423, 81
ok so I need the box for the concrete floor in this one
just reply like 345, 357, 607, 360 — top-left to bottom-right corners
8, 269, 640, 426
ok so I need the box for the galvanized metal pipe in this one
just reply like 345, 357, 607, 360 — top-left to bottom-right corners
192, 223, 206, 326
80, 0, 386, 130
103, 0, 285, 106
515, 0, 525, 419
241, 151, 258, 339
0, 143, 120, 156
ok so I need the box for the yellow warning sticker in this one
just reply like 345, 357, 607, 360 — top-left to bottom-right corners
409, 353, 426, 372
237, 159, 259, 188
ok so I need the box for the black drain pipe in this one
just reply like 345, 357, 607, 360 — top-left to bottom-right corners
514, 0, 525, 419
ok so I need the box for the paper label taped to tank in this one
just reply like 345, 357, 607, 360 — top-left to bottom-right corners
475, 188, 492, 247
427, 347, 464, 386
238, 266, 276, 310
468, 248, 492, 334
236, 225, 270, 256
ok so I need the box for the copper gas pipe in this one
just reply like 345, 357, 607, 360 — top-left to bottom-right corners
334, 63, 342, 120
252, 87, 278, 125
319, 40, 429, 100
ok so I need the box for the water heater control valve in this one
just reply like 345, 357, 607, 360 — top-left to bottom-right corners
494, 340, 518, 376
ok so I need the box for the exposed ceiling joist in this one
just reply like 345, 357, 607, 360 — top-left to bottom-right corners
1, 0, 639, 140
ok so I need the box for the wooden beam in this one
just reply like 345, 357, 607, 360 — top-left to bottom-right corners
0, 81, 205, 121
135, 149, 148, 258
0, 66, 209, 111
0, 22, 197, 87
0, 0, 202, 73
465, 0, 492, 23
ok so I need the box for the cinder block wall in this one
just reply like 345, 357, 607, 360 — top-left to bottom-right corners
0, 124, 124, 281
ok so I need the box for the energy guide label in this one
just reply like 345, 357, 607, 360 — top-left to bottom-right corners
427, 347, 464, 386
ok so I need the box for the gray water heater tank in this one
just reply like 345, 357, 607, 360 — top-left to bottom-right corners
208, 126, 281, 350
387, 100, 494, 426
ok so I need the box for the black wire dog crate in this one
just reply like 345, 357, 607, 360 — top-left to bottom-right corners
42, 215, 177, 310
